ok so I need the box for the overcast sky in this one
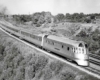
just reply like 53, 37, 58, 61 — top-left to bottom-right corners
0, 0, 100, 15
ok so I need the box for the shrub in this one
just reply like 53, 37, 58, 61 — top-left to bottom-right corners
0, 45, 4, 56
50, 61, 64, 75
35, 70, 44, 79
89, 42, 100, 52
25, 54, 33, 64
59, 71, 75, 80
0, 68, 13, 80
44, 69, 52, 80
27, 65, 35, 79
76, 30, 88, 37
28, 54, 38, 65
13, 54, 24, 68
14, 71, 24, 80
92, 34, 100, 41
0, 65, 3, 75
35, 56, 48, 72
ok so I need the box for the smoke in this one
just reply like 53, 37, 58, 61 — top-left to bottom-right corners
0, 5, 9, 15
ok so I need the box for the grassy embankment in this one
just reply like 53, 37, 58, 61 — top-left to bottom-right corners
0, 28, 99, 80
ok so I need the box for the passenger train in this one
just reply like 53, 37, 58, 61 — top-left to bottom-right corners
0, 24, 89, 66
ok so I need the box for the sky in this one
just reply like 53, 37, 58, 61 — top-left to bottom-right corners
0, 0, 100, 15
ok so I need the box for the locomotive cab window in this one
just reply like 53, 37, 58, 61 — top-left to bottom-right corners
62, 45, 64, 48
79, 43, 83, 47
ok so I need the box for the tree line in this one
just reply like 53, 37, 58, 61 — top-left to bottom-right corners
9, 12, 100, 24
0, 6, 100, 27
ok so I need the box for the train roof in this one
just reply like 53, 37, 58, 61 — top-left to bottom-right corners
47, 35, 84, 47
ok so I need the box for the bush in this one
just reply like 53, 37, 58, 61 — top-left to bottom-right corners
26, 55, 48, 80
92, 34, 100, 41
14, 71, 24, 80
0, 45, 4, 55
0, 68, 13, 80
59, 71, 75, 80
44, 69, 52, 80
27, 65, 35, 79
76, 30, 88, 37
35, 70, 44, 79
35, 56, 48, 72
0, 45, 4, 61
25, 54, 33, 63
50, 61, 64, 75
89, 42, 100, 52
13, 54, 24, 68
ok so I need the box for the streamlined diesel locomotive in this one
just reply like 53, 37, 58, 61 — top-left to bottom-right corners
1, 24, 89, 66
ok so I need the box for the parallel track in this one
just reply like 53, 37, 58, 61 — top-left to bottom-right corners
89, 54, 100, 61
85, 67, 100, 76
86, 53, 100, 74
0, 24, 100, 79
89, 59, 100, 65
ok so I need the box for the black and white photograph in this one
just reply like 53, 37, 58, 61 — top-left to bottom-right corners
0, 0, 100, 80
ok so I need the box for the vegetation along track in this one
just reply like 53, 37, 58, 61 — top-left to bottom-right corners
0, 24, 100, 78
84, 53, 100, 76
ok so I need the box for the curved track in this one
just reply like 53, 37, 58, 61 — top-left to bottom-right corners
0, 24, 100, 79
85, 53, 100, 75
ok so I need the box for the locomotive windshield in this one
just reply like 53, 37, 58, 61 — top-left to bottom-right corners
79, 43, 83, 47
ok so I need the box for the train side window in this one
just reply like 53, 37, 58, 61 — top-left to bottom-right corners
67, 47, 70, 51
34, 36, 36, 39
46, 40, 47, 43
39, 37, 42, 41
48, 40, 54, 45
31, 35, 34, 38
47, 40, 50, 44
50, 41, 51, 45
36, 37, 39, 40
52, 42, 54, 45
47, 40, 49, 44
36, 37, 38, 40
50, 41, 54, 45
62, 45, 64, 48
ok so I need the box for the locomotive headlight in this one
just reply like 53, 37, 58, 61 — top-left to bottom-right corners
76, 54, 87, 60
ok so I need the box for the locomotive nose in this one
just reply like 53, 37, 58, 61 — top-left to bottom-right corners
75, 54, 89, 66
76, 54, 88, 60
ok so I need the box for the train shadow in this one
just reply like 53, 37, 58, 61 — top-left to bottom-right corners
49, 51, 78, 65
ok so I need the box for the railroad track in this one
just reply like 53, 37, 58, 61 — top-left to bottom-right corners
86, 53, 100, 73
85, 67, 100, 76
0, 24, 100, 79
89, 53, 100, 61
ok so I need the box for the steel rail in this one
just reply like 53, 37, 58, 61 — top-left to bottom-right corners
0, 25, 100, 79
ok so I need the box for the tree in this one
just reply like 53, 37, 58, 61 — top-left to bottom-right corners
84, 18, 91, 23
76, 30, 87, 37
92, 29, 100, 41
90, 15, 95, 19
89, 42, 100, 52
66, 13, 71, 19
55, 13, 65, 22
32, 12, 52, 27
0, 5, 8, 15
32, 12, 45, 27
